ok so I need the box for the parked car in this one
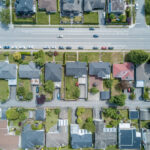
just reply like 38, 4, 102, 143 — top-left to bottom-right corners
66, 46, 72, 50
101, 46, 107, 50
27, 45, 34, 49
108, 46, 114, 50
36, 87, 39, 93
89, 27, 94, 30
57, 93, 60, 100
93, 46, 99, 50
93, 34, 99, 38
11, 46, 17, 49
59, 46, 64, 49
135, 3, 139, 10
51, 46, 56, 49
43, 46, 49, 49
58, 34, 63, 38
19, 46, 25, 49
78, 46, 84, 50
3, 46, 10, 49
59, 27, 64, 30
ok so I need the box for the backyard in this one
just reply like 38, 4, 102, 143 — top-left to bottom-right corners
0, 80, 9, 102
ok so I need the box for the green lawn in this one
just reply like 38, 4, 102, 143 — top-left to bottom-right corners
55, 52, 64, 62
146, 14, 150, 25
111, 79, 122, 96
140, 120, 150, 129
22, 55, 34, 64
0, 53, 6, 60
45, 109, 59, 132
131, 119, 139, 129
65, 52, 77, 61
36, 11, 49, 25
83, 12, 99, 25
65, 76, 78, 100
79, 52, 100, 62
45, 53, 53, 62
106, 145, 119, 150
50, 13, 60, 25
0, 80, 9, 101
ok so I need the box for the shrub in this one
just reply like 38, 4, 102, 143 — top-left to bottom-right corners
143, 92, 149, 100
44, 80, 55, 93
77, 118, 82, 124
55, 109, 60, 115
13, 52, 21, 61
31, 121, 43, 130
109, 94, 126, 106
90, 87, 99, 94
34, 50, 45, 67
73, 87, 80, 99
130, 93, 136, 100
76, 107, 85, 116
83, 122, 96, 132
6, 108, 19, 120
86, 117, 93, 123
104, 79, 113, 88
25, 92, 33, 100
17, 87, 25, 97
20, 52, 31, 56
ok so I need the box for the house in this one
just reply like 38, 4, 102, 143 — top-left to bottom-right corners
15, 0, 36, 16
108, 0, 125, 14
19, 62, 40, 79
95, 120, 117, 149
61, 0, 83, 16
0, 61, 17, 85
0, 120, 19, 150
46, 119, 68, 147
113, 62, 134, 80
21, 124, 45, 149
45, 62, 62, 88
141, 129, 150, 150
84, 0, 105, 12
136, 63, 150, 87
129, 110, 139, 120
118, 123, 141, 149
89, 62, 111, 79
140, 109, 150, 121
70, 124, 93, 149
100, 91, 110, 100
38, 0, 57, 13
35, 109, 46, 121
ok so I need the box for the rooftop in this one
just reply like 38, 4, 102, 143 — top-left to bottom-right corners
100, 91, 110, 100
140, 109, 150, 121
129, 110, 139, 120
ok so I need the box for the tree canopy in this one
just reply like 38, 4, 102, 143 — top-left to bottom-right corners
44, 80, 55, 93
34, 50, 45, 67
6, 108, 19, 120
109, 94, 126, 106
0, 9, 10, 25
145, 0, 150, 15
13, 52, 21, 61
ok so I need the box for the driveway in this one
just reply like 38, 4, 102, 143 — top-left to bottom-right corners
9, 86, 16, 100
53, 88, 60, 100
135, 88, 143, 101
98, 10, 105, 25
79, 85, 86, 99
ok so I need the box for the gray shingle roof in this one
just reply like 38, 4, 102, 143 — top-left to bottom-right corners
66, 62, 87, 77
21, 124, 45, 149
129, 110, 139, 120
0, 62, 17, 79
35, 109, 45, 121
100, 91, 110, 100
140, 109, 150, 121
45, 63, 62, 82
19, 62, 40, 79
89, 62, 111, 78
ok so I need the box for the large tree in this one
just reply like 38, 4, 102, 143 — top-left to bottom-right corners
119, 80, 131, 90
145, 0, 150, 15
109, 94, 126, 106
6, 108, 19, 120
44, 80, 55, 93
0, 9, 10, 25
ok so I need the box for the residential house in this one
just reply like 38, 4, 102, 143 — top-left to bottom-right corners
0, 120, 19, 150
35, 108, 46, 121
118, 123, 141, 149
0, 61, 17, 85
113, 62, 134, 80
129, 110, 139, 120
70, 124, 93, 149
100, 91, 110, 100
89, 62, 111, 79
15, 0, 36, 16
95, 120, 117, 149
136, 63, 150, 88
140, 109, 150, 121
38, 0, 57, 13
21, 124, 45, 149
45, 62, 62, 88
108, 0, 125, 14
84, 0, 105, 12
141, 129, 150, 150
61, 0, 83, 16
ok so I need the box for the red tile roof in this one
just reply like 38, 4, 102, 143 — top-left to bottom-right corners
113, 62, 134, 80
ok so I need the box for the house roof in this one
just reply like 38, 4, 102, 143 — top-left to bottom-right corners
129, 110, 139, 120
100, 91, 110, 100
38, 0, 57, 12
89, 62, 111, 78
35, 109, 45, 121
19, 62, 40, 79
140, 109, 150, 121
84, 0, 105, 11
66, 62, 87, 77
45, 63, 62, 82
113, 62, 134, 80
21, 124, 45, 149
95, 120, 117, 149
0, 62, 17, 79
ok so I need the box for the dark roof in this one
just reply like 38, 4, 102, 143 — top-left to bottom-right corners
45, 63, 62, 82
118, 129, 141, 149
35, 109, 45, 121
38, 0, 57, 12
89, 62, 111, 78
129, 110, 139, 120
21, 124, 45, 149
140, 109, 150, 121
66, 62, 87, 77
100, 91, 110, 100
84, 0, 105, 11
19, 62, 40, 79
0, 62, 17, 79
15, 0, 34, 15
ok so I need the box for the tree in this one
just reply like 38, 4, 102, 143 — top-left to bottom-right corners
86, 117, 93, 123
55, 108, 60, 115
83, 122, 96, 133
119, 14, 126, 22
109, 94, 126, 106
5, 0, 10, 7
34, 50, 45, 67
76, 107, 85, 116
13, 52, 21, 61
0, 9, 10, 25
130, 93, 136, 100
126, 50, 149, 65
6, 108, 19, 120
54, 51, 58, 56
90, 87, 99, 94
44, 80, 55, 93
73, 88, 80, 99
145, 0, 150, 15
104, 79, 113, 88
110, 13, 116, 20
25, 92, 33, 100
77, 118, 82, 124
143, 92, 149, 100
17, 87, 25, 97
119, 80, 131, 90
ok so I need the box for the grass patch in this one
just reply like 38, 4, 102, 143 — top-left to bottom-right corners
22, 55, 34, 64
106, 145, 119, 150
79, 52, 100, 62
55, 52, 64, 62
146, 14, 150, 25
83, 12, 99, 25
50, 12, 60, 25
45, 53, 53, 62
0, 53, 6, 60
101, 52, 124, 64
45, 109, 59, 132
131, 119, 139, 130
0, 80, 9, 101
65, 52, 77, 61
61, 67, 65, 99
140, 120, 150, 129
111, 79, 122, 96
36, 11, 49, 25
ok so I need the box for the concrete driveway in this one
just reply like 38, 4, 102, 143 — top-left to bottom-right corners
99, 10, 105, 25
53, 88, 60, 100
9, 86, 16, 100
79, 85, 86, 99
135, 88, 143, 101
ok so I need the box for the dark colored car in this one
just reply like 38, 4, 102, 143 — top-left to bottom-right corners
36, 87, 39, 93
93, 34, 99, 38
93, 46, 99, 50
89, 27, 94, 30
3, 46, 10, 49
59, 27, 64, 30
78, 46, 84, 50
66, 46, 72, 50
108, 46, 114, 50
101, 46, 107, 50
59, 46, 64, 49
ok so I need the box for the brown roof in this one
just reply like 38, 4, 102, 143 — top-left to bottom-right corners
38, 0, 57, 12
0, 120, 19, 150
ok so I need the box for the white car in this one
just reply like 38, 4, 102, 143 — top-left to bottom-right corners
135, 3, 139, 10
27, 45, 34, 49
58, 35, 63, 38
0, 45, 2, 49
51, 46, 56, 49
11, 46, 17, 49
19, 46, 26, 49
43, 46, 49, 49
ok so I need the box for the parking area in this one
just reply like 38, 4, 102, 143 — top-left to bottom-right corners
54, 88, 60, 100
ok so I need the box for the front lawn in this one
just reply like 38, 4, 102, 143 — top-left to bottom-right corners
50, 13, 60, 25
36, 11, 49, 25
65, 76, 80, 100
0, 80, 9, 102
111, 79, 122, 96
83, 12, 99, 25
65, 52, 77, 61
55, 52, 64, 62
